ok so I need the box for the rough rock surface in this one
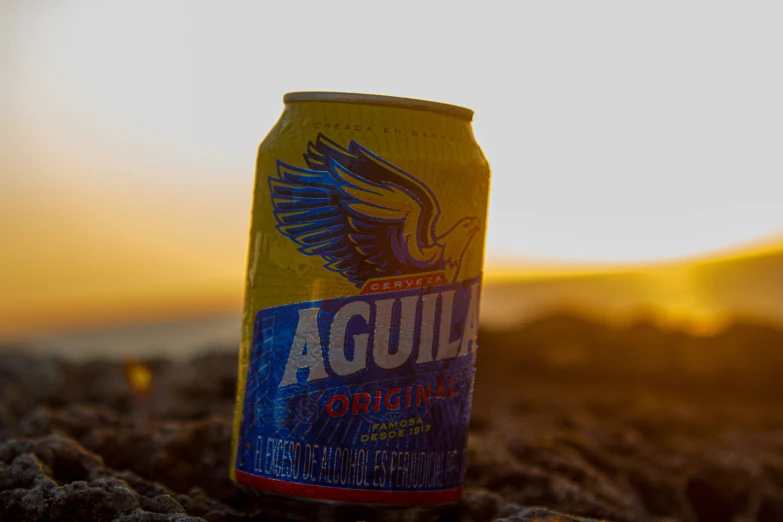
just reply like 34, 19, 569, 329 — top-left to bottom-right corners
2, 315, 782, 521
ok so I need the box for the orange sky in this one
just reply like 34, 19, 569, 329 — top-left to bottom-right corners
1, 185, 248, 336
1, 134, 251, 337
3, 225, 782, 339
3, 2, 781, 339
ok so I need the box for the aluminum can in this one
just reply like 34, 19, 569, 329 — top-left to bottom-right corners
231, 91, 491, 521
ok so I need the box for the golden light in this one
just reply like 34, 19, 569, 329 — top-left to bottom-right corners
124, 358, 153, 397
482, 239, 783, 336
2, 3, 781, 337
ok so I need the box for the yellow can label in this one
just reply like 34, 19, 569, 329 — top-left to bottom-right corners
231, 99, 490, 504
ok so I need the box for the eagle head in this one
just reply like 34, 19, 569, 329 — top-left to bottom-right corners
441, 216, 481, 281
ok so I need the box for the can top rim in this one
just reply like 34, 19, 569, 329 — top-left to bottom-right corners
283, 91, 474, 121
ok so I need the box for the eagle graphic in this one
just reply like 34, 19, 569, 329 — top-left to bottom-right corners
268, 133, 480, 288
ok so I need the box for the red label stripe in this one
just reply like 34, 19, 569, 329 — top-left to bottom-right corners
235, 470, 462, 505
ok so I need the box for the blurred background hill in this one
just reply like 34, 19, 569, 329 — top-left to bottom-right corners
482, 239, 783, 334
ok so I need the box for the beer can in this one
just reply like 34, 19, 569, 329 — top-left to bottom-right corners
231, 91, 491, 521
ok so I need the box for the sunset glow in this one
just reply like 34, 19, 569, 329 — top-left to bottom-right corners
3, 2, 781, 337
482, 240, 783, 336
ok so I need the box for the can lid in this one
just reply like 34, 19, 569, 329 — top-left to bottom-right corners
283, 91, 474, 121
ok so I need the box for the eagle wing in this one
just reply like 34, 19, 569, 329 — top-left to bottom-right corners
268, 134, 441, 287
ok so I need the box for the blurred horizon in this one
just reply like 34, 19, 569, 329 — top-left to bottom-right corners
3, 236, 783, 344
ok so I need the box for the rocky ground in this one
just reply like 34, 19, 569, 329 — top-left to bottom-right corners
2, 315, 783, 521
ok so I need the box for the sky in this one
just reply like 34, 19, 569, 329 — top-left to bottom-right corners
2, 1, 782, 334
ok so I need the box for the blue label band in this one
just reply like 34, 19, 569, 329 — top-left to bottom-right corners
235, 277, 480, 503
